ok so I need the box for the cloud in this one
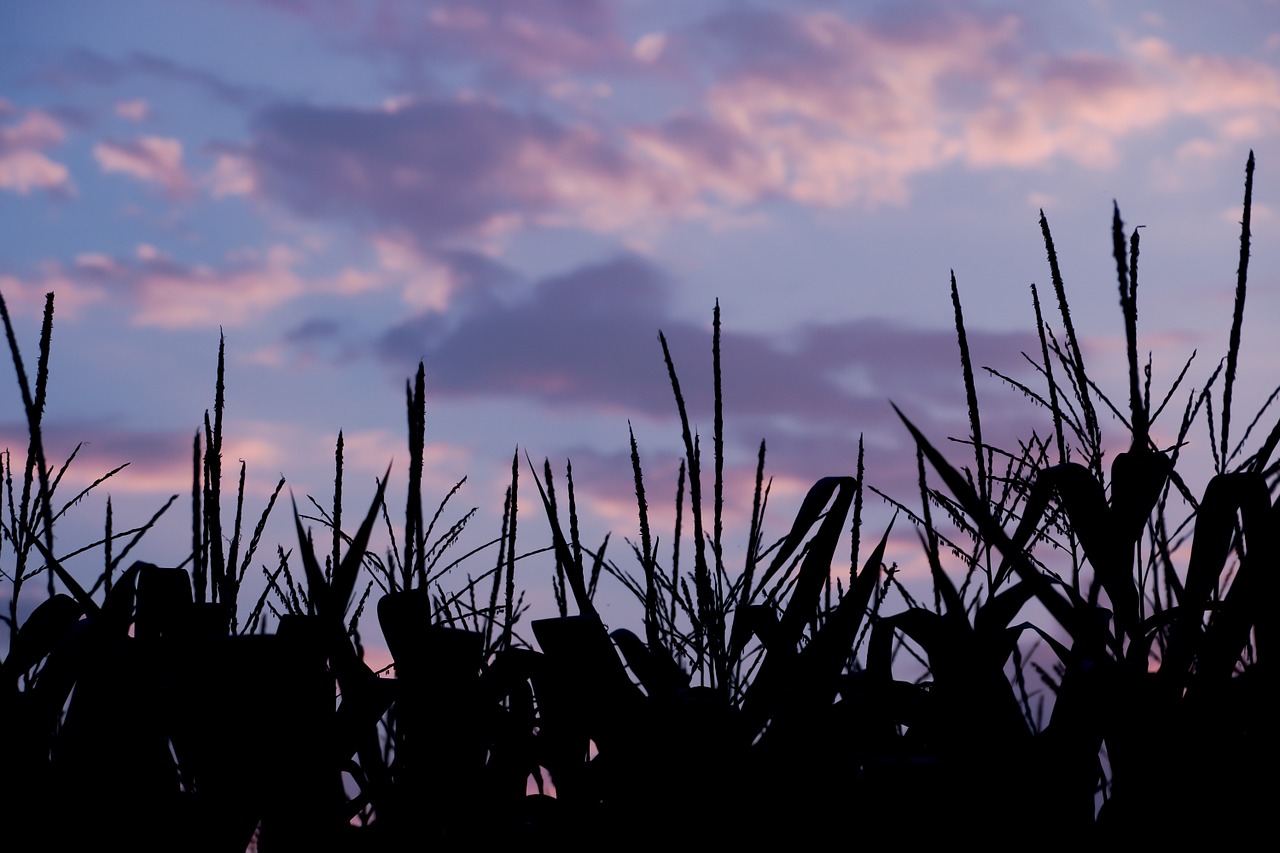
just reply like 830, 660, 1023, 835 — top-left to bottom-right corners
415, 0, 627, 80
373, 254, 1042, 446
370, 235, 458, 311
243, 97, 686, 242
224, 0, 638, 88
636, 6, 1280, 208
1, 244, 307, 329
377, 254, 678, 407
115, 99, 151, 121
961, 37, 1280, 170
0, 265, 104, 320
93, 136, 195, 199
227, 4, 1280, 247
43, 49, 263, 109
208, 153, 257, 197
632, 32, 667, 64
0, 104, 75, 196
363, 249, 1066, 556
626, 115, 786, 207
284, 317, 342, 344
132, 246, 306, 328
0, 419, 195, 496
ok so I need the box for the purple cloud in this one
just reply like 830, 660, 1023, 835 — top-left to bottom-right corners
221, 0, 635, 89
284, 317, 342, 344
373, 253, 1043, 439
246, 97, 648, 240
39, 49, 264, 109
377, 253, 678, 408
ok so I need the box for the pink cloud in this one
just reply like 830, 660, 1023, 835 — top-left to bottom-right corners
1, 245, 307, 329
114, 99, 151, 121
627, 115, 783, 207
0, 419, 336, 505
426, 1, 621, 74
964, 37, 1280, 169
621, 9, 1018, 207
4, 421, 196, 496
131, 245, 305, 328
208, 153, 257, 197
0, 106, 75, 196
640, 8, 1280, 209
632, 32, 667, 64
93, 136, 195, 199
0, 265, 105, 319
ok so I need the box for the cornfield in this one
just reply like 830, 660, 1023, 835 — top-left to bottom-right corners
1, 154, 1273, 848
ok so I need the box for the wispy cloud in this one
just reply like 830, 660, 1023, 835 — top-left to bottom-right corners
42, 49, 264, 108
208, 153, 257, 197
93, 136, 195, 199
411, 0, 628, 80
131, 245, 305, 328
961, 35, 1280, 170
114, 99, 151, 122
1, 243, 308, 328
0, 101, 75, 196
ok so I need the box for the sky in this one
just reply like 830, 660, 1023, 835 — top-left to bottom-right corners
2, 0, 1279, 656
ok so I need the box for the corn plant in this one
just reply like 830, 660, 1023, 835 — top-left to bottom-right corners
887, 152, 1276, 839
1, 152, 1276, 847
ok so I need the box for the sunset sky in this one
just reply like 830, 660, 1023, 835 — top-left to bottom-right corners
2, 0, 1279, 644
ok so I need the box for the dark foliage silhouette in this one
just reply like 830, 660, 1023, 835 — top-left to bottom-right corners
0, 154, 1274, 848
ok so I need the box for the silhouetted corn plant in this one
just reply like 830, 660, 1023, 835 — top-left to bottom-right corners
187, 331, 287, 635
293, 362, 553, 845
891, 152, 1276, 839
2, 152, 1277, 847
